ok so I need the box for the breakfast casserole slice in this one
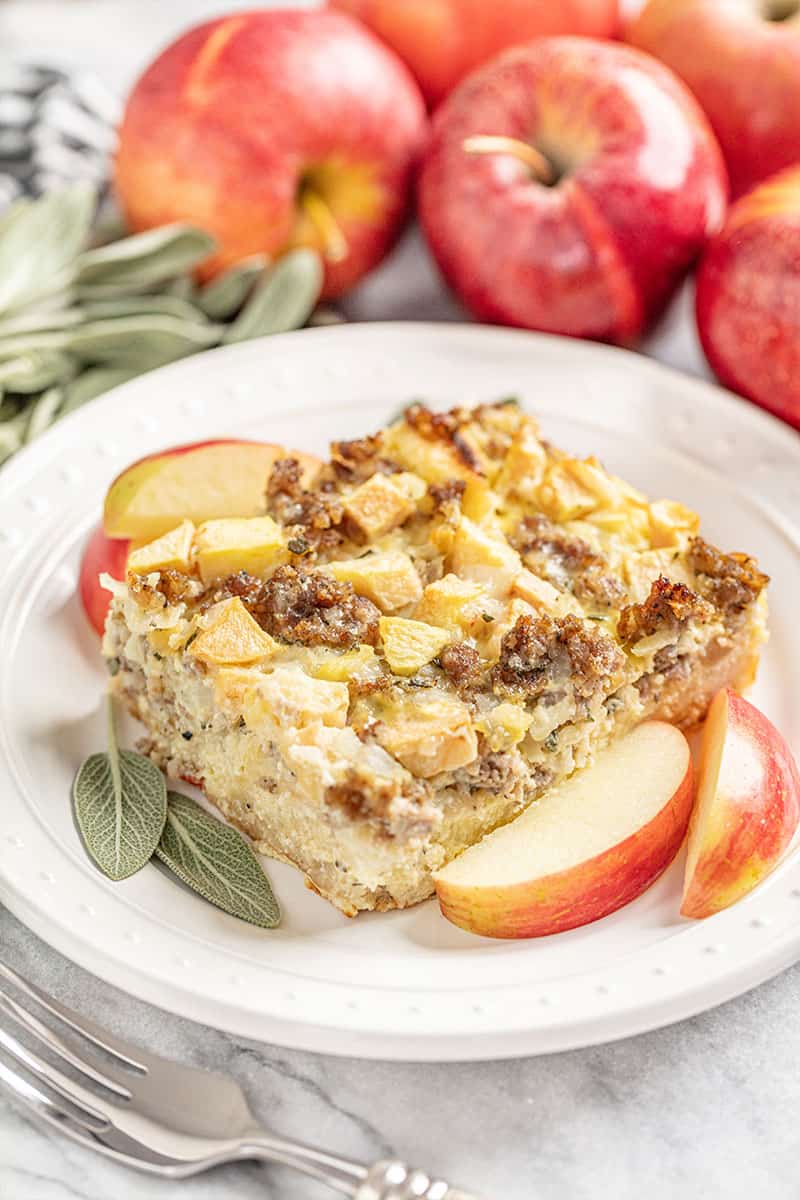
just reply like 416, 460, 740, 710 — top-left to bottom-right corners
103, 402, 768, 915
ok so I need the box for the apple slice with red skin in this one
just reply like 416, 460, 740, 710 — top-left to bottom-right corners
434, 721, 694, 939
681, 689, 800, 919
103, 439, 321, 541
81, 438, 321, 634
78, 524, 131, 637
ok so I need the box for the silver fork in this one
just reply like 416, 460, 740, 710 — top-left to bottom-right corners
0, 959, 481, 1199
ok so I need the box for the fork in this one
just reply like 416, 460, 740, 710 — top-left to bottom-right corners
0, 959, 481, 1199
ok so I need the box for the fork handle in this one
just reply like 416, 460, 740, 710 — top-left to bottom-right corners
354, 1159, 483, 1199
240, 1133, 482, 1199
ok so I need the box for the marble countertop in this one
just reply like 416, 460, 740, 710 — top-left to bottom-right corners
2, 4, 798, 1198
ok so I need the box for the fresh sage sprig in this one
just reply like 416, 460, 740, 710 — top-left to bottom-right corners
73, 697, 280, 927
156, 792, 280, 929
0, 185, 328, 466
72, 697, 167, 881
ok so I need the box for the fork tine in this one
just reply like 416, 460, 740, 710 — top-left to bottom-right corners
0, 1053, 102, 1136
0, 960, 145, 1072
0, 1020, 113, 1129
0, 985, 131, 1099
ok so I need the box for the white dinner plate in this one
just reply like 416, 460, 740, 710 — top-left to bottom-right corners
1, 322, 799, 1061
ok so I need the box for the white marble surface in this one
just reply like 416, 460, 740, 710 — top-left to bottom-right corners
1, 4, 798, 1198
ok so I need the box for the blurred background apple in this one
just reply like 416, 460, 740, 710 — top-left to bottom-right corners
328, 0, 620, 108
418, 37, 728, 343
628, 0, 800, 198
696, 166, 800, 430
115, 8, 427, 298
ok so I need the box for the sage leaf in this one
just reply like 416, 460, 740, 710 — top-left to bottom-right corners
72, 699, 167, 882
61, 366, 139, 415
0, 184, 95, 315
65, 314, 221, 370
76, 224, 216, 290
197, 256, 268, 320
0, 351, 77, 393
0, 308, 84, 338
24, 386, 63, 442
223, 249, 323, 344
80, 294, 211, 324
156, 792, 280, 928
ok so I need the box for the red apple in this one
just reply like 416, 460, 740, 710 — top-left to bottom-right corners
79, 524, 130, 636
696, 167, 800, 429
682, 689, 800, 919
103, 439, 321, 541
115, 9, 427, 298
628, 0, 800, 198
418, 37, 728, 344
329, 0, 620, 109
434, 721, 694, 939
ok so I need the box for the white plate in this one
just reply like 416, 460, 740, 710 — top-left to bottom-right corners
1, 323, 799, 1062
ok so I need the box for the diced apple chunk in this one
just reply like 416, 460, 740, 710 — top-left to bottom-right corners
377, 692, 477, 778
127, 519, 195, 575
379, 616, 450, 676
189, 597, 276, 666
194, 516, 286, 584
327, 550, 422, 612
416, 574, 487, 632
302, 645, 376, 682
342, 472, 418, 541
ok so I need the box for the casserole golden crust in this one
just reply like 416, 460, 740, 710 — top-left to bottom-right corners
104, 402, 768, 915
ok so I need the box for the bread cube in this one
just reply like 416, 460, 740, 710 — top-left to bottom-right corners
415, 574, 487, 632
379, 616, 450, 676
128, 519, 195, 575
475, 702, 533, 751
342, 473, 418, 541
242, 665, 349, 731
512, 569, 582, 617
377, 692, 477, 778
447, 517, 521, 596
194, 516, 286, 584
328, 550, 422, 612
648, 499, 700, 548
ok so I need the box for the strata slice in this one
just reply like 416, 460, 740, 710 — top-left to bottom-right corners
103, 402, 769, 915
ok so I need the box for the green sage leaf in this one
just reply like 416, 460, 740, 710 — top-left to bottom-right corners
61, 366, 140, 415
0, 351, 77, 393
64, 314, 221, 370
223, 249, 323, 344
0, 308, 84, 338
197, 256, 268, 320
75, 224, 216, 290
72, 699, 167, 881
80, 294, 211, 324
0, 184, 95, 315
24, 386, 63, 443
156, 792, 280, 928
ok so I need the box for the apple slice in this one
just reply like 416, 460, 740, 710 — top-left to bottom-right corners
433, 721, 693, 939
103, 439, 321, 540
78, 524, 131, 636
681, 689, 800, 920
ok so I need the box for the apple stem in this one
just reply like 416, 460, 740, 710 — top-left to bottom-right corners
462, 135, 555, 184
300, 189, 348, 264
